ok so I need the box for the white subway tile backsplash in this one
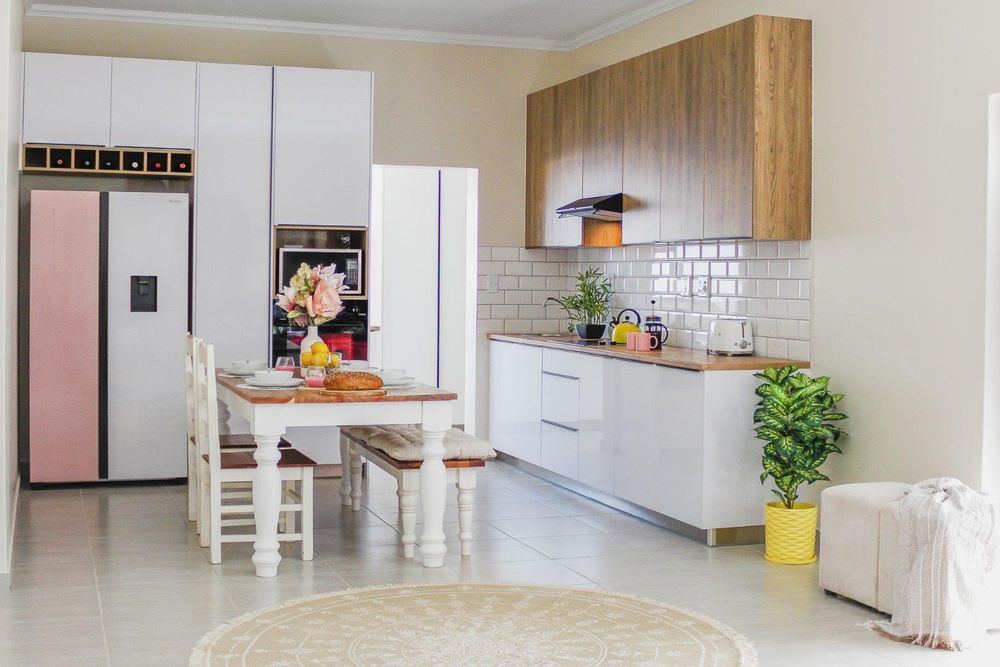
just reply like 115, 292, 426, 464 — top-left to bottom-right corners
491, 304, 518, 318
518, 276, 547, 290
788, 259, 811, 279
478, 240, 811, 360
519, 248, 548, 262
505, 261, 533, 276
756, 242, 779, 259
491, 246, 520, 261
757, 279, 779, 298
504, 319, 532, 334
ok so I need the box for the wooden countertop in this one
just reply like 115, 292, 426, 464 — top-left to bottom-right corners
488, 334, 810, 371
216, 372, 458, 405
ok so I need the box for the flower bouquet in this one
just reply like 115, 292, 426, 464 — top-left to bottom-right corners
275, 263, 348, 366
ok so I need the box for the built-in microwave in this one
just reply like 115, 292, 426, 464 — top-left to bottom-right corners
277, 247, 363, 295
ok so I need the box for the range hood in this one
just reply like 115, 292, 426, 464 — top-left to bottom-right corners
556, 193, 623, 222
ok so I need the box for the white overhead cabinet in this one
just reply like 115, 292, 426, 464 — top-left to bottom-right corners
194, 63, 273, 369
110, 58, 197, 149
22, 53, 112, 146
272, 66, 373, 227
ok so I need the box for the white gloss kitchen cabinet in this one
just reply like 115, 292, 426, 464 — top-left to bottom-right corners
271, 66, 373, 227
489, 342, 542, 465
193, 62, 273, 368
23, 54, 197, 149
22, 53, 112, 146
110, 58, 196, 149
489, 339, 772, 539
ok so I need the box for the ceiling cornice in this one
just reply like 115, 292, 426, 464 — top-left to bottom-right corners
24, 0, 693, 53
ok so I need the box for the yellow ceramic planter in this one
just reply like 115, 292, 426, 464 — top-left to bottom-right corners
764, 502, 818, 564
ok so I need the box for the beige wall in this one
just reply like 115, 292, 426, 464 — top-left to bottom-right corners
1, 0, 22, 578
22, 16, 576, 247
23, 0, 1000, 494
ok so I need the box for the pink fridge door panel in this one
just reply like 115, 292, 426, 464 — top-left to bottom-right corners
29, 190, 101, 483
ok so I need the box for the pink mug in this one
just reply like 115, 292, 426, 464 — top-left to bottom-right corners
628, 332, 657, 352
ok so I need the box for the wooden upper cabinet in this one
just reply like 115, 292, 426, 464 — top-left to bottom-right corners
525, 15, 811, 247
525, 79, 583, 248
660, 39, 705, 242
582, 64, 624, 196
622, 50, 663, 245
702, 19, 755, 239
751, 16, 812, 240
702, 16, 811, 240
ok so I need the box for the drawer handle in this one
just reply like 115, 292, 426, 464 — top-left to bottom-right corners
542, 370, 579, 381
542, 419, 578, 433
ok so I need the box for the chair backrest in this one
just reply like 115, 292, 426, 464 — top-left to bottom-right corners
194, 339, 222, 475
185, 333, 200, 442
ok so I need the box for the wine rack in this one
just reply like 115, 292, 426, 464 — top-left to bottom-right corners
21, 144, 195, 177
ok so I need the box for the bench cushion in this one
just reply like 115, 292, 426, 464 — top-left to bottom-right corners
344, 425, 496, 462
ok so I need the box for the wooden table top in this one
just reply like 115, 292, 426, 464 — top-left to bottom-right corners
216, 372, 458, 405
488, 334, 810, 371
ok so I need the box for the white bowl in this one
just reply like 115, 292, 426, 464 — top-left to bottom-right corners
342, 360, 370, 370
380, 368, 406, 380
253, 370, 293, 382
232, 360, 267, 372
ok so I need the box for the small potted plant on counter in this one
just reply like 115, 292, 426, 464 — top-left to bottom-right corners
753, 365, 848, 564
546, 267, 613, 340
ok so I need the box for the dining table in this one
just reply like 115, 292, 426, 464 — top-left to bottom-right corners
215, 371, 458, 577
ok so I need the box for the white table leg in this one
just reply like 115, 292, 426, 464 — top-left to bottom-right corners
252, 431, 285, 577
419, 402, 451, 568
339, 432, 352, 506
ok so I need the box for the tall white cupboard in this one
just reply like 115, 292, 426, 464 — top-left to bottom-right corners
271, 67, 373, 227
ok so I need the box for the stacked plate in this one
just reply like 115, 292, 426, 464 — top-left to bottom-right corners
377, 369, 416, 389
245, 370, 303, 389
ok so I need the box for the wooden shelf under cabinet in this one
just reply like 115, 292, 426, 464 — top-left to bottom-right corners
21, 144, 194, 177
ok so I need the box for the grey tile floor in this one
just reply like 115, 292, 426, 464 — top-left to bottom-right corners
2, 460, 998, 666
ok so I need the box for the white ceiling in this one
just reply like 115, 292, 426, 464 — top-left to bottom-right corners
24, 0, 693, 51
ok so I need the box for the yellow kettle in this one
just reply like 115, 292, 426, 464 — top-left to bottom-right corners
610, 308, 642, 345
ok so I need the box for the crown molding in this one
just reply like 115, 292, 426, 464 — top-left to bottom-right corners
24, 0, 693, 53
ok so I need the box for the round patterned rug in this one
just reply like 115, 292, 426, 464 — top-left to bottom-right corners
190, 582, 757, 666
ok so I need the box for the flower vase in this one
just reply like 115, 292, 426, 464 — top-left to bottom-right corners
300, 326, 323, 367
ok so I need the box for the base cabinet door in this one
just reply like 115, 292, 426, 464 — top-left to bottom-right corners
489, 342, 542, 465
650, 367, 705, 527
611, 361, 661, 507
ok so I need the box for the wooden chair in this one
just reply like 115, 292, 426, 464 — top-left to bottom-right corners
186, 334, 291, 535
194, 340, 316, 564
185, 334, 201, 523
340, 425, 495, 558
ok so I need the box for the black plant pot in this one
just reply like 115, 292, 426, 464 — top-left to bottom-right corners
576, 323, 607, 340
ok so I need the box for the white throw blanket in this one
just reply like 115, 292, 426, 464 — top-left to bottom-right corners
867, 478, 999, 650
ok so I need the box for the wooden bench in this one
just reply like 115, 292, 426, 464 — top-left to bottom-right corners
339, 426, 495, 558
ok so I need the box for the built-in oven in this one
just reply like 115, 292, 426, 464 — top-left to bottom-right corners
276, 247, 363, 295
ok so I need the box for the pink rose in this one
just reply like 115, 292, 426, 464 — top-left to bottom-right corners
313, 277, 344, 319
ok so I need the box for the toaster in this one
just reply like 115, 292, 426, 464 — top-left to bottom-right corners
708, 318, 754, 356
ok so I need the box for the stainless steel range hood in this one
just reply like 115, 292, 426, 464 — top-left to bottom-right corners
556, 193, 623, 222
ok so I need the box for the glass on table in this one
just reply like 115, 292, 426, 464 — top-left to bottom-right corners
274, 356, 296, 372
304, 366, 326, 388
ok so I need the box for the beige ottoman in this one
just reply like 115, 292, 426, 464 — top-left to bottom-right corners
819, 482, 909, 610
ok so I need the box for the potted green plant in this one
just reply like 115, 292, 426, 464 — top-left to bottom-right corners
545, 268, 613, 340
753, 365, 848, 564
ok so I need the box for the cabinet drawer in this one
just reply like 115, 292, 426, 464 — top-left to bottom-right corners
541, 372, 579, 428
540, 421, 579, 480
542, 348, 585, 377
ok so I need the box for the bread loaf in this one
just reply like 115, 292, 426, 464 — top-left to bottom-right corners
324, 371, 384, 391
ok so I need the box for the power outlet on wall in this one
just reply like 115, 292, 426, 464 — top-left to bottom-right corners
693, 276, 711, 298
